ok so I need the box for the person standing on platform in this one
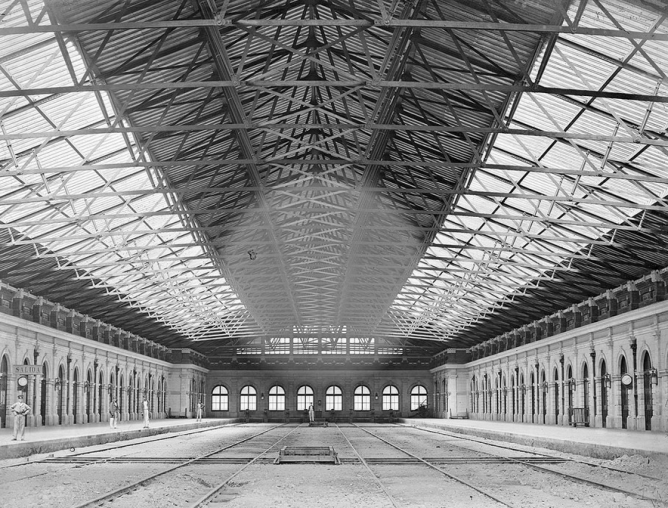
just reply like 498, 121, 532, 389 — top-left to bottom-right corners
142, 397, 150, 429
308, 403, 314, 423
109, 398, 119, 429
196, 401, 204, 422
10, 394, 31, 441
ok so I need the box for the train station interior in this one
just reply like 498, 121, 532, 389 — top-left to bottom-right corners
1, 0, 668, 506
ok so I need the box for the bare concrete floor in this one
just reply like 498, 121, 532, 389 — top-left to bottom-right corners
1, 423, 667, 507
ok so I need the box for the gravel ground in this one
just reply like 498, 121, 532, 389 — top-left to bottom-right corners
1, 424, 667, 508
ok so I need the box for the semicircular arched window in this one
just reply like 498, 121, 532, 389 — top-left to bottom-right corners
211, 385, 229, 411
240, 385, 257, 411
269, 385, 286, 411
354, 385, 371, 411
325, 385, 342, 411
382, 385, 399, 411
410, 385, 427, 411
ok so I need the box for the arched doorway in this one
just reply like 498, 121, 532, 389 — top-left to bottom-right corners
583, 363, 590, 425
86, 370, 92, 422
600, 360, 608, 428
520, 374, 525, 421
642, 352, 653, 431
119, 375, 124, 420
502, 376, 507, 419
620, 356, 629, 429
553, 368, 559, 422
22, 358, 31, 402
0, 355, 8, 428
567, 365, 574, 425
73, 369, 79, 424
98, 371, 104, 417
41, 363, 48, 426
57, 365, 65, 425
129, 373, 134, 418
541, 370, 547, 424
530, 372, 535, 423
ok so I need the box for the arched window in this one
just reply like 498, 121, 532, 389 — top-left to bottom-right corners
325, 386, 342, 411
269, 386, 286, 411
382, 385, 399, 411
410, 385, 427, 411
240, 385, 257, 411
297, 385, 314, 411
353, 385, 371, 411
212, 385, 228, 411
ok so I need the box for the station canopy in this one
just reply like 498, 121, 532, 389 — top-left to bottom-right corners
1, 0, 667, 358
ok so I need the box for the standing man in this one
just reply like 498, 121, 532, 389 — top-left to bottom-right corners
308, 403, 314, 423
196, 401, 204, 422
109, 398, 119, 429
10, 394, 31, 441
142, 397, 150, 429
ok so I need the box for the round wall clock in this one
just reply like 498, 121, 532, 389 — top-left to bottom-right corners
621, 374, 633, 386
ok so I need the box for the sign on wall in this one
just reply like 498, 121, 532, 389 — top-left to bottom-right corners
13, 365, 41, 376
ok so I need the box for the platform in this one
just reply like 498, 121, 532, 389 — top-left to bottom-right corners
0, 418, 239, 460
401, 418, 668, 461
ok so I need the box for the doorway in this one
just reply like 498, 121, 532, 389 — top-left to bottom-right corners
620, 357, 629, 429
73, 369, 79, 424
583, 363, 590, 425
0, 356, 7, 428
41, 363, 47, 425
600, 360, 608, 428
57, 365, 64, 425
643, 353, 653, 431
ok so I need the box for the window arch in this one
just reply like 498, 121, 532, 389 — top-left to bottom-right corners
297, 385, 314, 411
211, 385, 229, 411
382, 385, 399, 411
240, 385, 257, 411
354, 385, 371, 411
325, 385, 342, 411
269, 385, 286, 411
410, 385, 427, 411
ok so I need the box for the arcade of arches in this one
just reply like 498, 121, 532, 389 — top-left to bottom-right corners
1, 293, 667, 432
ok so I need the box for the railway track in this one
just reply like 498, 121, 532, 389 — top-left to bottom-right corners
0, 421, 242, 472
354, 424, 665, 506
402, 423, 665, 482
3, 422, 666, 507
342, 424, 513, 507
71, 423, 295, 508
187, 425, 302, 508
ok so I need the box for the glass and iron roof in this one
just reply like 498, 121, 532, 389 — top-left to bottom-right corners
0, 0, 667, 356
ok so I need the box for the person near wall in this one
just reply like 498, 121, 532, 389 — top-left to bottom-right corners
196, 401, 204, 422
143, 397, 150, 429
308, 403, 315, 423
10, 394, 31, 441
109, 398, 119, 429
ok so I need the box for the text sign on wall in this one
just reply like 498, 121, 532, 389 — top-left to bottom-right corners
14, 365, 41, 376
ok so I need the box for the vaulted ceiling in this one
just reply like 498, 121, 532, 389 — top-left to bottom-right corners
1, 0, 667, 358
